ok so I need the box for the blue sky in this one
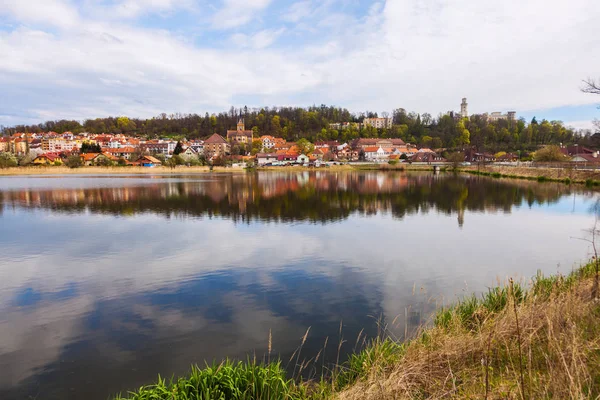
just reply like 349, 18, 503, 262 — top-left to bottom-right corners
0, 0, 599, 130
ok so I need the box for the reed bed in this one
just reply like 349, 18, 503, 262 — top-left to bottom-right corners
114, 262, 600, 400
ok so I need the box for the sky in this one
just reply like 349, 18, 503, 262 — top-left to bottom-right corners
0, 0, 599, 130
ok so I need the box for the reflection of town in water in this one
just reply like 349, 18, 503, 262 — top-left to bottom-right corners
0, 172, 596, 400
0, 171, 580, 227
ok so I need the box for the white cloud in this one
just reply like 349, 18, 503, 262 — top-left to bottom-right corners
230, 28, 285, 49
0, 0, 79, 29
1, 0, 600, 125
211, 0, 273, 29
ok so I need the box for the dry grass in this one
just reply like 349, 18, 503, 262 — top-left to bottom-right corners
466, 165, 600, 182
335, 270, 600, 400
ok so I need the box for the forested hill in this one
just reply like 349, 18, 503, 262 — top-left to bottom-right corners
2, 105, 593, 152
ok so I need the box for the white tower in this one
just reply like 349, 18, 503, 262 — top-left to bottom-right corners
460, 98, 468, 118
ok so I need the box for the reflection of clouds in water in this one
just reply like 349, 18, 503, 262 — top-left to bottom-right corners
0, 173, 598, 399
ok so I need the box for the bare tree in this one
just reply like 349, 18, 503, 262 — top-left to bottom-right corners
582, 78, 600, 95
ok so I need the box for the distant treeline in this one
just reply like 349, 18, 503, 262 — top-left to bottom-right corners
2, 105, 597, 152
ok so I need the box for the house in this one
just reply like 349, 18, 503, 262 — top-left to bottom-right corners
260, 135, 276, 150
180, 146, 197, 158
364, 146, 387, 162
227, 119, 253, 145
80, 153, 117, 166
572, 152, 600, 163
189, 140, 205, 155
256, 153, 279, 165
33, 153, 62, 165
464, 149, 496, 163
497, 153, 519, 162
297, 154, 310, 165
204, 133, 230, 159
362, 117, 393, 129
136, 155, 162, 167
411, 151, 446, 163
560, 145, 595, 157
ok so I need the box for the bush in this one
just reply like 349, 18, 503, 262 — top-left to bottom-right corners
537, 176, 548, 182
0, 152, 18, 168
534, 145, 566, 162
491, 172, 501, 178
65, 155, 83, 168
388, 160, 398, 165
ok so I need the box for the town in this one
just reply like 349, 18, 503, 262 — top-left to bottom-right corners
0, 99, 597, 168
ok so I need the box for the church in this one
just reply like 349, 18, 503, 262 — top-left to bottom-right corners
226, 119, 253, 145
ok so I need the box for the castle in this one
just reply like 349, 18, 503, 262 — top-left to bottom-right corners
458, 98, 516, 122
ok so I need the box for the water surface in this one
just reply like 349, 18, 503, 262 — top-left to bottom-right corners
0, 171, 596, 399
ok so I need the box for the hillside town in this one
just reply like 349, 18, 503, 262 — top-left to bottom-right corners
1, 109, 598, 168
0, 118, 451, 167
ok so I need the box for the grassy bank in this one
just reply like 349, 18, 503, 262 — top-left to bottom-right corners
113, 262, 600, 400
462, 165, 600, 186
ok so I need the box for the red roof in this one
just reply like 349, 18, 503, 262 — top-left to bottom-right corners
204, 133, 228, 144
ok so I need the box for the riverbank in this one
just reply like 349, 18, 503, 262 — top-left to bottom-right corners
0, 166, 240, 175
114, 261, 600, 399
461, 165, 600, 185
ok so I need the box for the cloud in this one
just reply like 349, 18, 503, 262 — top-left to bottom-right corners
1, 0, 600, 126
230, 28, 285, 49
0, 0, 79, 29
211, 0, 273, 29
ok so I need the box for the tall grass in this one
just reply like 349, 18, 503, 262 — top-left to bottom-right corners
114, 360, 307, 400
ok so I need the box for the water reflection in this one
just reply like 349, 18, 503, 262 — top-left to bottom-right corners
0, 172, 596, 400
0, 172, 588, 226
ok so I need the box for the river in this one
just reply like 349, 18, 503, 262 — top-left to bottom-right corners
0, 171, 596, 399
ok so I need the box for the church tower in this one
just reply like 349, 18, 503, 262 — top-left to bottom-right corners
237, 119, 245, 132
460, 98, 468, 118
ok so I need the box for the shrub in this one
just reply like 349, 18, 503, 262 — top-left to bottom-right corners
537, 176, 548, 182
491, 172, 501, 178
0, 152, 18, 168
65, 154, 83, 168
388, 160, 398, 165
533, 145, 566, 162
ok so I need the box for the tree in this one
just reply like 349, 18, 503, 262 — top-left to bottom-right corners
446, 152, 465, 170
173, 141, 184, 155
65, 154, 83, 168
0, 152, 18, 168
582, 78, 600, 132
80, 142, 101, 153
296, 138, 314, 155
582, 78, 600, 95
534, 145, 567, 162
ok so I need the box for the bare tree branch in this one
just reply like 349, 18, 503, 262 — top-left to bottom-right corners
582, 78, 600, 95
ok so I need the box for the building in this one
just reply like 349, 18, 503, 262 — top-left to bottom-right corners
260, 135, 276, 150
227, 119, 253, 145
33, 153, 62, 165
136, 155, 162, 167
256, 153, 279, 165
364, 146, 387, 162
362, 117, 392, 129
460, 98, 468, 118
484, 111, 517, 122
204, 133, 230, 159
41, 138, 81, 153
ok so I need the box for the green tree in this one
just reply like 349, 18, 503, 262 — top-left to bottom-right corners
296, 138, 315, 155
534, 145, 566, 162
173, 141, 184, 155
0, 152, 18, 168
65, 154, 83, 168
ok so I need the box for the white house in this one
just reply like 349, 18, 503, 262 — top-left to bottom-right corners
256, 153, 278, 165
364, 146, 387, 162
297, 154, 310, 165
